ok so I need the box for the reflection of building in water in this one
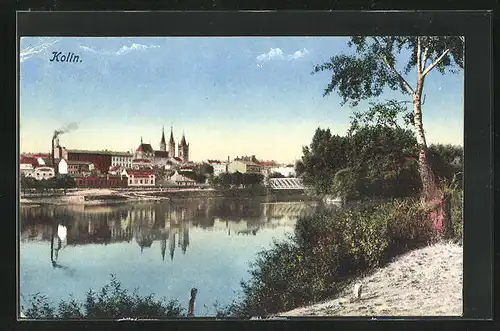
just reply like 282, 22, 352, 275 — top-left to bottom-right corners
261, 202, 314, 219
21, 200, 317, 261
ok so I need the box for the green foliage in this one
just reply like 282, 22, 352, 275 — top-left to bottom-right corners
297, 123, 421, 199
22, 274, 184, 319
313, 36, 464, 107
210, 172, 264, 189
21, 174, 76, 194
330, 168, 358, 200
295, 128, 349, 195
348, 124, 421, 198
227, 198, 439, 317
54, 174, 77, 194
428, 144, 463, 187
438, 173, 463, 244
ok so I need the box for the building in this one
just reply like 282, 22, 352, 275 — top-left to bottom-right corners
228, 160, 262, 174
58, 159, 94, 175
111, 152, 133, 168
206, 160, 228, 176
168, 171, 197, 187
132, 158, 153, 170
168, 127, 189, 163
134, 127, 190, 166
66, 150, 112, 174
20, 155, 39, 178
136, 137, 155, 160
33, 166, 55, 180
121, 169, 156, 187
74, 175, 127, 188
178, 133, 189, 163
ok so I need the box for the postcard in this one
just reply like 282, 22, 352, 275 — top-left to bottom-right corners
19, 35, 464, 319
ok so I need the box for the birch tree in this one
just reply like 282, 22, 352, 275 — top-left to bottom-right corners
313, 36, 464, 237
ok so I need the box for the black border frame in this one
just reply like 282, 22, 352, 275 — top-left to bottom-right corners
12, 9, 494, 329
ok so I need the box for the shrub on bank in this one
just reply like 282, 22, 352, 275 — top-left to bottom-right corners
226, 196, 461, 318
22, 274, 184, 319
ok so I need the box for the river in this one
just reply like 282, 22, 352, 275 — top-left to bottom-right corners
19, 197, 321, 317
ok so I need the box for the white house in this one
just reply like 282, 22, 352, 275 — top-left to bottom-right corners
34, 166, 55, 180
20, 155, 38, 178
169, 171, 196, 187
206, 160, 228, 176
228, 160, 262, 174
59, 159, 94, 175
58, 159, 68, 174
111, 152, 133, 168
121, 169, 155, 187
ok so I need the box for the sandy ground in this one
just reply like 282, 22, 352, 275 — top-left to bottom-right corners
279, 242, 463, 317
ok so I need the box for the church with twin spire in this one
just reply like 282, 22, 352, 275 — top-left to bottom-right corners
136, 126, 189, 164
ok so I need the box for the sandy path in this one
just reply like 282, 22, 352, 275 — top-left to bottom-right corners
280, 242, 463, 317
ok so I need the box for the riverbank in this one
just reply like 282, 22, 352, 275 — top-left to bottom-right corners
20, 187, 311, 206
279, 242, 463, 317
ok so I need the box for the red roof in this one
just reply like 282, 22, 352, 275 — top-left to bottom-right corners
259, 161, 277, 167
32, 153, 51, 159
20, 156, 38, 166
109, 165, 121, 171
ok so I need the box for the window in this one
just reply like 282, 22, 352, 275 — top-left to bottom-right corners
140, 179, 143, 184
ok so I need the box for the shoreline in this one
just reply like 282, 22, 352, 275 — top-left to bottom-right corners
20, 187, 311, 206
278, 242, 463, 317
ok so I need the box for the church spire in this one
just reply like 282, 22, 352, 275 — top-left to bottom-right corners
161, 126, 166, 144
168, 126, 176, 158
160, 126, 167, 151
169, 126, 175, 144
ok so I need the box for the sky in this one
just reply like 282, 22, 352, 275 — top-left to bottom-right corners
19, 37, 464, 164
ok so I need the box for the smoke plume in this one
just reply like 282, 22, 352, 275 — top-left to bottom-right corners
53, 122, 79, 139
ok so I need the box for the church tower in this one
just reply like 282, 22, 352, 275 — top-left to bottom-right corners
178, 132, 189, 163
160, 126, 167, 152
168, 127, 176, 158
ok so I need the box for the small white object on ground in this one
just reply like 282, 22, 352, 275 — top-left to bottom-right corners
353, 283, 362, 300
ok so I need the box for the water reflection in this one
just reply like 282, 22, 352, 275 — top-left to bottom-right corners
20, 199, 318, 262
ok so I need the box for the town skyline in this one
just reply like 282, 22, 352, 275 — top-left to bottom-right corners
20, 37, 464, 164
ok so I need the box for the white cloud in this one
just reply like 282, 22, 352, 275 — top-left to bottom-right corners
256, 48, 284, 62
79, 43, 160, 56
288, 48, 310, 60
20, 38, 59, 63
256, 47, 310, 63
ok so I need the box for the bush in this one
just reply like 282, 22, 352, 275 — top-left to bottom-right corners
22, 274, 184, 319
226, 198, 435, 317
450, 188, 463, 244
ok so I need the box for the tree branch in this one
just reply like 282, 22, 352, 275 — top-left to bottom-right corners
422, 49, 450, 77
371, 37, 415, 95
